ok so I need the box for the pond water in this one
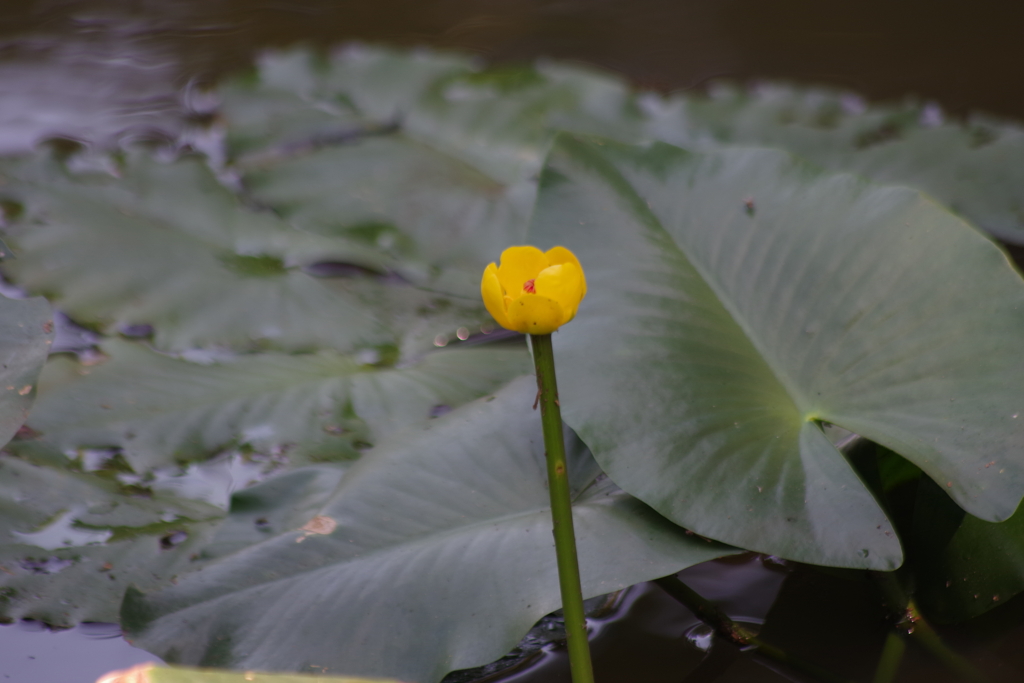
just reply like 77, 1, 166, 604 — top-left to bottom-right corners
0, 621, 160, 683
2, 1, 1024, 682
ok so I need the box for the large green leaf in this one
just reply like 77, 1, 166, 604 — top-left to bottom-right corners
27, 339, 529, 472
195, 466, 346, 562
0, 295, 52, 445
123, 377, 734, 682
527, 135, 1024, 569
642, 83, 1024, 244
0, 441, 225, 625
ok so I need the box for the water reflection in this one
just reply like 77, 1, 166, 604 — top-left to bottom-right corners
685, 623, 715, 652
0, 23, 182, 153
0, 620, 162, 683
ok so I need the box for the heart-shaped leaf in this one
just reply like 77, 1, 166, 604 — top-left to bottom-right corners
123, 376, 735, 682
527, 135, 1024, 569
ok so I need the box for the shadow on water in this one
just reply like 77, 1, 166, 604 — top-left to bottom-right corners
2, 2, 1024, 682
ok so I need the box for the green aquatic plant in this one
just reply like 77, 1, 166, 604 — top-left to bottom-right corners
0, 45, 1021, 683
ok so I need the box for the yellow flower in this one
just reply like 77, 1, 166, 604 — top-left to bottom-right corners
481, 245, 587, 334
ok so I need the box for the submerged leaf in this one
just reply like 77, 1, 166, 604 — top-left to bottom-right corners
528, 135, 1024, 569
123, 377, 734, 682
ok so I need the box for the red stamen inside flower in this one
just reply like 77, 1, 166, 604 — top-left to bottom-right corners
523, 279, 536, 294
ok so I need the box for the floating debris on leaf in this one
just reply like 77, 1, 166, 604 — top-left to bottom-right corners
19, 556, 75, 575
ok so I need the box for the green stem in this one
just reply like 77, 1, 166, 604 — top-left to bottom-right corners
871, 571, 993, 683
872, 632, 906, 683
654, 576, 858, 683
530, 333, 595, 683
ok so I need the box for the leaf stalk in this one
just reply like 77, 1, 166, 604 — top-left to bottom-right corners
871, 571, 993, 683
872, 632, 906, 683
654, 575, 858, 683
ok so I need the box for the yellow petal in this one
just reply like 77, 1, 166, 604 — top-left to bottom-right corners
506, 294, 565, 334
481, 262, 514, 330
545, 246, 586, 298
497, 246, 548, 297
534, 262, 584, 321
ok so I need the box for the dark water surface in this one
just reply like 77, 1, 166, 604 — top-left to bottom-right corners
0, 620, 158, 682
2, 1, 1024, 682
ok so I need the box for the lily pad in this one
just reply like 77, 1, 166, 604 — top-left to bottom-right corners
218, 50, 371, 157
230, 48, 644, 299
0, 295, 52, 446
27, 338, 530, 472
527, 135, 1024, 569
0, 442, 225, 625
240, 137, 535, 302
323, 44, 477, 124
123, 376, 734, 682
642, 83, 1024, 244
229, 48, 1024, 246
0, 151, 485, 354
320, 45, 642, 182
